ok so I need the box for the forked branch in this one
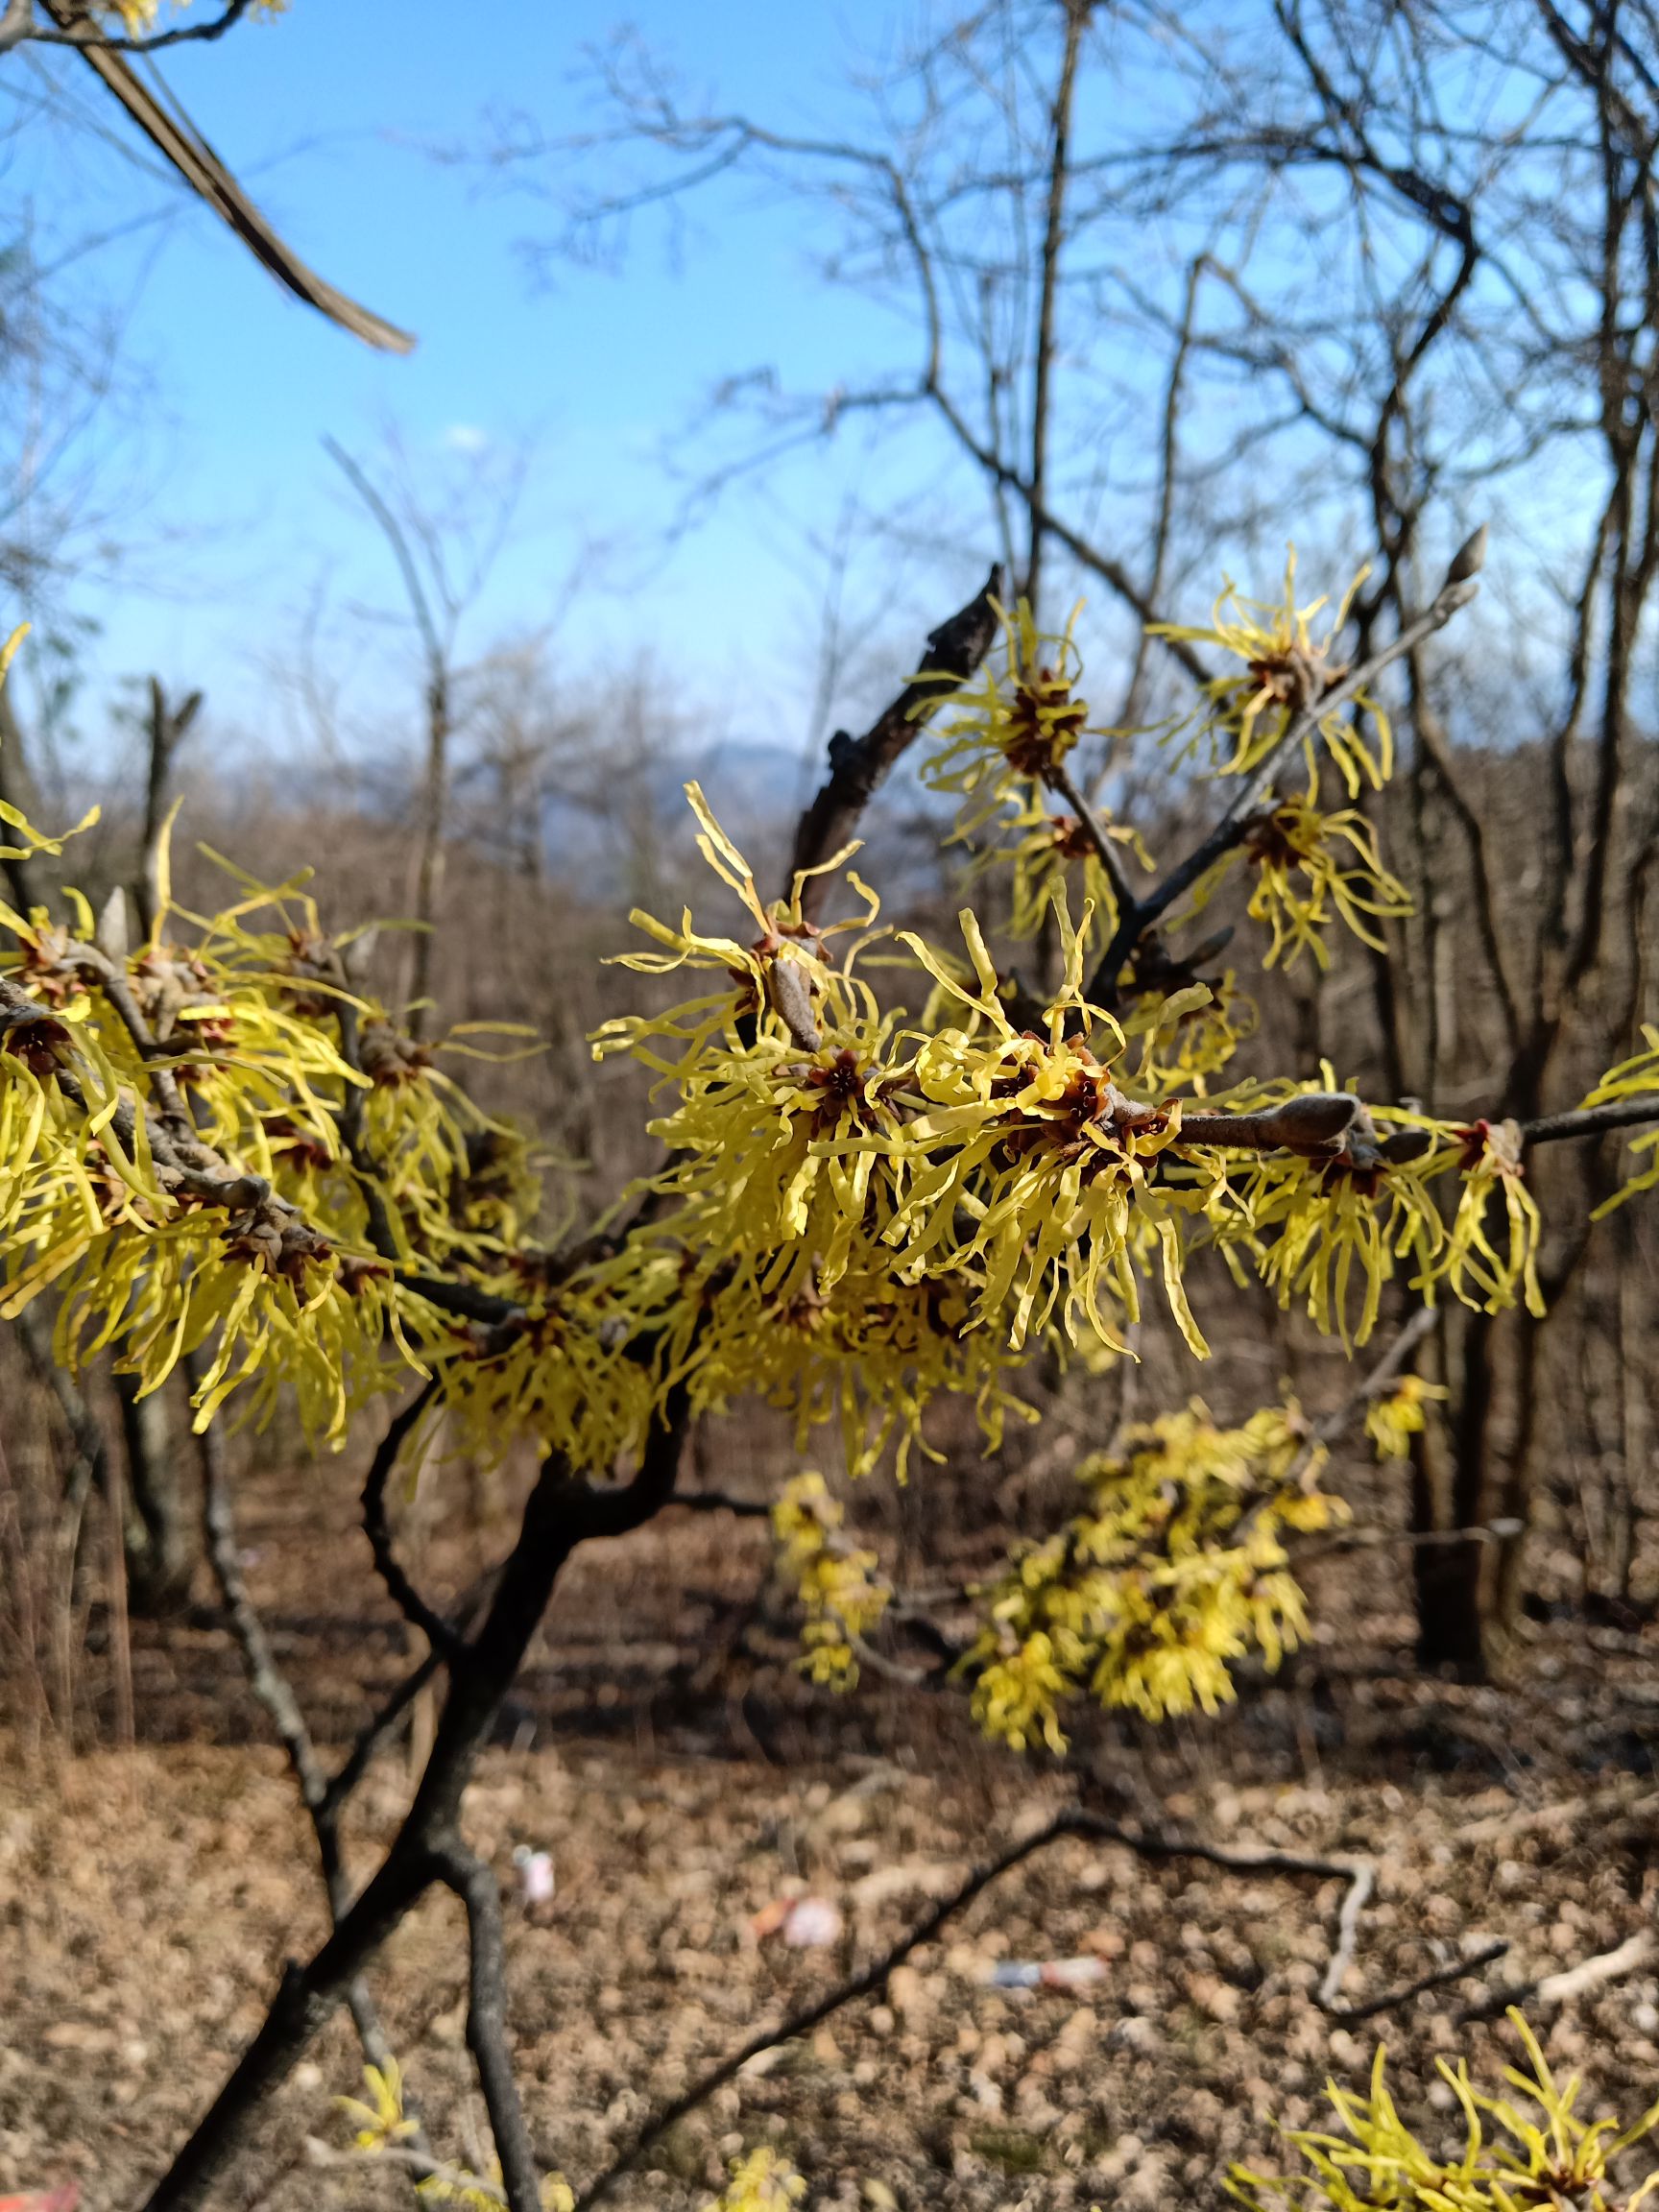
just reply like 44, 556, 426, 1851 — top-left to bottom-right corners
1085, 535, 1486, 1007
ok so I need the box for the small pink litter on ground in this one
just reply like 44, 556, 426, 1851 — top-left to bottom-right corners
781, 1897, 844, 1949
513, 1846, 556, 1908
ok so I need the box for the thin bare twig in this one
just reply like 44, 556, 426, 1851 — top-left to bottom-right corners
1047, 757, 1138, 912
6, 0, 252, 53
301, 2143, 505, 2202
102, 1436, 134, 1754
670, 1490, 772, 1519
1022, 0, 1089, 617
430, 1840, 541, 2212
1458, 1931, 1657, 2023
1313, 1304, 1438, 1446
1318, 1860, 1377, 2008
193, 1377, 432, 2179
361, 1384, 461, 1660
1294, 1519, 1522, 1568
1322, 1939, 1510, 2024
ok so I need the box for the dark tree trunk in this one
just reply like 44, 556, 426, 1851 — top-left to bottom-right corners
114, 1373, 197, 1616
1412, 1311, 1492, 1676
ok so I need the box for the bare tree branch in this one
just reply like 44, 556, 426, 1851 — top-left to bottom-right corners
140, 1386, 690, 2211
34, 3, 415, 351
1086, 554, 1484, 1008
1520, 1098, 1659, 1145
5, 0, 252, 52
789, 564, 1003, 914
431, 1840, 542, 2212
1022, 0, 1090, 617
1321, 1938, 1510, 2025
360, 1384, 462, 1661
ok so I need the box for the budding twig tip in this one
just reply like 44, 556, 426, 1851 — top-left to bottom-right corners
1445, 523, 1488, 588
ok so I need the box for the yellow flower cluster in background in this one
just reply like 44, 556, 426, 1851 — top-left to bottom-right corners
965, 1401, 1345, 1748
770, 1472, 892, 1687
706, 2150, 806, 2212
1364, 1374, 1449, 1461
335, 2060, 575, 2211
1231, 2010, 1659, 2211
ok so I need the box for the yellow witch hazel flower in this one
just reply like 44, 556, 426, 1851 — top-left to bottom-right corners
1440, 1118, 1546, 1319
336, 2060, 419, 2153
593, 783, 901, 1277
924, 596, 1094, 822
1584, 1025, 1659, 1216
986, 784, 1153, 941
1130, 969, 1257, 1096
1364, 1373, 1449, 1461
771, 1471, 891, 1688
966, 1400, 1344, 1749
336, 2056, 575, 2212
1234, 777, 1411, 970
707, 2150, 806, 2212
885, 897, 1212, 1358
1230, 2008, 1659, 2212
1154, 549, 1389, 796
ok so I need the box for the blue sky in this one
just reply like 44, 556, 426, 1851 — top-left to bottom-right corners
5, 1, 963, 770
3, 1, 1598, 791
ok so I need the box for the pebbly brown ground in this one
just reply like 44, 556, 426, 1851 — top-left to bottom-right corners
4, 1437, 1659, 2211
5, 1658, 1659, 2206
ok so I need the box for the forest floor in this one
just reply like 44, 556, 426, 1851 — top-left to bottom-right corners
4, 1447, 1659, 2212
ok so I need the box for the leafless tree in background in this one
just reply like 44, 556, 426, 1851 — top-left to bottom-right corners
324, 427, 529, 1038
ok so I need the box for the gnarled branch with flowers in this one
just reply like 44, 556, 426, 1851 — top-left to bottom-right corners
5, 528, 1659, 2206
